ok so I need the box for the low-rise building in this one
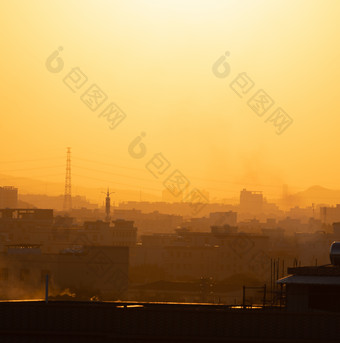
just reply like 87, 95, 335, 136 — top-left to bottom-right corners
277, 242, 340, 312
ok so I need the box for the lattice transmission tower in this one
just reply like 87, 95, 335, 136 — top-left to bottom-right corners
63, 147, 72, 211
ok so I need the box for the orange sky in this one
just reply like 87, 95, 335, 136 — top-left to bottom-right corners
1, 0, 340, 201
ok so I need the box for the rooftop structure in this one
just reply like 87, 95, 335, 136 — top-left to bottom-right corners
277, 241, 340, 312
240, 189, 263, 213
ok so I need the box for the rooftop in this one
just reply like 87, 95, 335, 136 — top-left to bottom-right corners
277, 264, 340, 285
277, 275, 340, 285
287, 265, 340, 277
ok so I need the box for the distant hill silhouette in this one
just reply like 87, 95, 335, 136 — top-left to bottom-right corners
2, 172, 340, 209
0, 173, 161, 206
18, 194, 98, 211
17, 199, 36, 208
288, 185, 340, 207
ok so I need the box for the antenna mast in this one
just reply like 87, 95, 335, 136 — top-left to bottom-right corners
102, 188, 115, 222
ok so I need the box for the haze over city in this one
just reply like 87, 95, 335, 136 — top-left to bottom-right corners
1, 1, 340, 341
2, 0, 340, 204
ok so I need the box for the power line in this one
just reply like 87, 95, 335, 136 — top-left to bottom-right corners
0, 157, 64, 164
2, 153, 338, 197
0, 166, 65, 173
73, 157, 145, 172
72, 165, 156, 184
72, 173, 161, 193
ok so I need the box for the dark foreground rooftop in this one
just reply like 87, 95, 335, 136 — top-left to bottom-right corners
287, 265, 340, 276
278, 265, 340, 285
0, 301, 339, 342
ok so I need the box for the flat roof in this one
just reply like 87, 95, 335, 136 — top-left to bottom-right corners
277, 275, 340, 285
287, 265, 340, 276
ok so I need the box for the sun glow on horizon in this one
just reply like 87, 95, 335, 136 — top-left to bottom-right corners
1, 0, 340, 202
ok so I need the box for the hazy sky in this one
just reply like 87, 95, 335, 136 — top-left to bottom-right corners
1, 0, 340, 201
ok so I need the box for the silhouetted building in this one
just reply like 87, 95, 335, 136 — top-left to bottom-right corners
333, 222, 340, 238
0, 245, 129, 300
0, 208, 53, 224
113, 209, 183, 235
240, 189, 263, 213
278, 242, 340, 312
209, 211, 237, 226
111, 219, 137, 247
320, 204, 340, 224
0, 210, 137, 254
132, 227, 270, 282
278, 265, 340, 312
